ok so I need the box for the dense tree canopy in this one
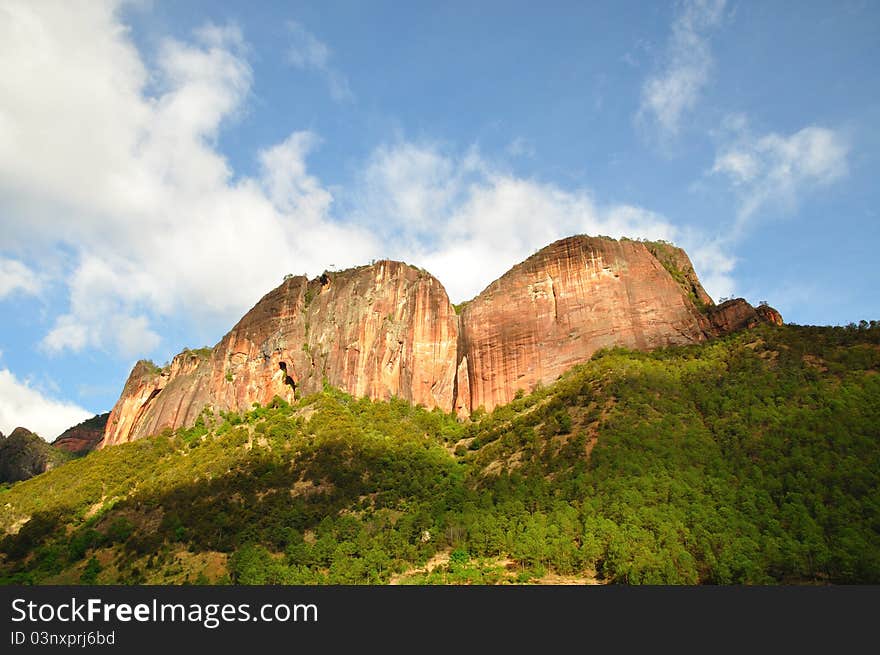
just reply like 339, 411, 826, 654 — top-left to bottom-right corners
1, 323, 878, 584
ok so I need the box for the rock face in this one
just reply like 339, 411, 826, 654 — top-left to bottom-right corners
756, 304, 784, 326
456, 237, 715, 414
102, 261, 459, 446
52, 413, 109, 454
102, 235, 783, 446
706, 298, 765, 334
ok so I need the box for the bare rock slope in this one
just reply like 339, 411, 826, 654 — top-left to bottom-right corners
102, 261, 459, 446
456, 237, 713, 413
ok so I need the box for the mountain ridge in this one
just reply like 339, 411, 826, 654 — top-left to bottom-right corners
101, 234, 782, 448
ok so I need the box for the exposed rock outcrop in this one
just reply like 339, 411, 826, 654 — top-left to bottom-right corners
756, 304, 784, 326
102, 235, 783, 445
457, 237, 714, 413
706, 298, 765, 334
52, 413, 109, 454
102, 261, 459, 446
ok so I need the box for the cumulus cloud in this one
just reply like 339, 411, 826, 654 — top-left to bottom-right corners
638, 0, 727, 139
348, 142, 734, 302
0, 258, 41, 299
711, 124, 850, 225
259, 131, 333, 217
286, 21, 353, 102
0, 369, 92, 440
0, 1, 375, 358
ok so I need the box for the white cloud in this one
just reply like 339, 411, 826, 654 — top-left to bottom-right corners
0, 369, 92, 440
0, 2, 375, 358
42, 316, 89, 354
354, 142, 473, 242
352, 142, 704, 302
43, 311, 160, 359
259, 131, 333, 216
691, 119, 850, 300
638, 0, 726, 139
711, 151, 759, 184
0, 257, 41, 299
711, 124, 849, 224
286, 21, 353, 102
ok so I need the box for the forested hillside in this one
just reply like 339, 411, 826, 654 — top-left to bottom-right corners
1, 323, 878, 585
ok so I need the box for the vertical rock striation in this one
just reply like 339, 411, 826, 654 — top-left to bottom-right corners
101, 261, 459, 446
456, 236, 713, 413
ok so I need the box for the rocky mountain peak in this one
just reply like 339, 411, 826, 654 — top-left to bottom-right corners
100, 235, 782, 446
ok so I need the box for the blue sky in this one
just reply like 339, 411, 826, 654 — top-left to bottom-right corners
1, 0, 878, 438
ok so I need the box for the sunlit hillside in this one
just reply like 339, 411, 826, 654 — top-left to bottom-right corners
1, 323, 878, 585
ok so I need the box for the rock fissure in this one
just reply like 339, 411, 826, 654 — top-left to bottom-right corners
549, 275, 559, 323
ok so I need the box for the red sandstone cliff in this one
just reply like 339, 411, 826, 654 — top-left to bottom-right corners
456, 237, 716, 414
101, 235, 782, 445
102, 261, 459, 446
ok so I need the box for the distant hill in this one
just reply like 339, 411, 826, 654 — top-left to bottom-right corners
0, 413, 108, 485
52, 413, 109, 455
1, 322, 877, 585
0, 428, 71, 483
